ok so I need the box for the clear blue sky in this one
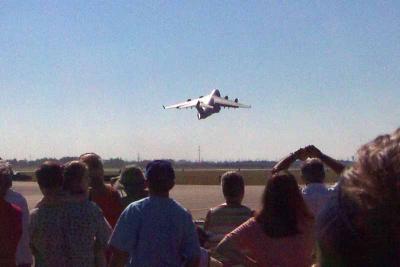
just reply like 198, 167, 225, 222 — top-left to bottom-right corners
1, 1, 399, 161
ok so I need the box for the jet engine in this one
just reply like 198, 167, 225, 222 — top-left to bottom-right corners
224, 96, 229, 100
235, 98, 238, 103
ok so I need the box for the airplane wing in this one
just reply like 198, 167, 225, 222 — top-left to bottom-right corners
213, 96, 251, 108
163, 98, 201, 109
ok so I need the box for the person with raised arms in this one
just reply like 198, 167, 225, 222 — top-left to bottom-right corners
272, 145, 345, 216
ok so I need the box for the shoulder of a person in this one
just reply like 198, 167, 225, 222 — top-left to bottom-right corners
239, 204, 253, 213
10, 202, 22, 213
78, 201, 109, 220
244, 217, 257, 225
124, 197, 149, 213
301, 184, 313, 194
235, 217, 257, 229
170, 198, 187, 210
69, 199, 101, 215
229, 217, 257, 236
86, 200, 103, 211
5, 202, 23, 219
30, 207, 39, 216
245, 217, 259, 231
29, 208, 40, 221
209, 203, 227, 213
6, 189, 27, 203
169, 198, 193, 217
303, 183, 329, 194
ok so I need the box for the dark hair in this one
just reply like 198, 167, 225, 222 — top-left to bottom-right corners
145, 160, 175, 193
120, 166, 145, 186
301, 158, 325, 183
318, 128, 400, 266
256, 173, 313, 238
79, 152, 103, 170
63, 161, 88, 194
221, 171, 245, 198
35, 161, 63, 189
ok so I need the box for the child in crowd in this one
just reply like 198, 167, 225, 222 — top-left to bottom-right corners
113, 165, 148, 208
204, 171, 253, 249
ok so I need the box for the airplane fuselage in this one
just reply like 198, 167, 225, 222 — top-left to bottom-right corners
196, 89, 222, 119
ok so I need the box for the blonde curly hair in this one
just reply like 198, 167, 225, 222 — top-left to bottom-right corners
316, 128, 400, 266
342, 128, 400, 210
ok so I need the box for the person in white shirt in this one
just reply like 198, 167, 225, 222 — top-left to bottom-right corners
0, 160, 33, 267
272, 145, 345, 217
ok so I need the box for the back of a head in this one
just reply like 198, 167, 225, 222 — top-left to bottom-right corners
63, 161, 88, 195
121, 165, 145, 186
319, 128, 400, 266
145, 160, 175, 194
120, 165, 146, 193
79, 152, 103, 171
35, 161, 63, 190
221, 171, 245, 201
256, 173, 312, 238
79, 153, 104, 186
301, 158, 325, 183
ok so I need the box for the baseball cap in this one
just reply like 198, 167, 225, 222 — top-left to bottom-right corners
145, 160, 175, 181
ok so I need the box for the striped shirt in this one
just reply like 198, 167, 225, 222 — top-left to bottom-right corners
204, 203, 253, 249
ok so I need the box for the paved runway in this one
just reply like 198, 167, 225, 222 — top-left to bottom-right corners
12, 181, 265, 219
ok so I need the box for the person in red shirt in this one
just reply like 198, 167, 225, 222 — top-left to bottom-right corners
79, 153, 123, 228
0, 163, 22, 267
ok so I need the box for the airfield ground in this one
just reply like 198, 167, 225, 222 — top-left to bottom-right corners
13, 181, 264, 220
13, 168, 340, 219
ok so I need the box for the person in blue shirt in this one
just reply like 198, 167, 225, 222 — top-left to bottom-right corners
108, 160, 201, 267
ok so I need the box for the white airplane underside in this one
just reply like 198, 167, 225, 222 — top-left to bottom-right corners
163, 89, 251, 120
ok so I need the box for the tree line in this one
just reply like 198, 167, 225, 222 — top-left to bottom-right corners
6, 157, 353, 170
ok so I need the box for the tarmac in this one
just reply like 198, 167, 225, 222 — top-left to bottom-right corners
12, 181, 265, 219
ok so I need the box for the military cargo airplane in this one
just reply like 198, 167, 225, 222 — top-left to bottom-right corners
163, 89, 251, 120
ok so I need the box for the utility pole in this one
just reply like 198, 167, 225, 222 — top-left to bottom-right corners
198, 146, 201, 163
137, 153, 140, 163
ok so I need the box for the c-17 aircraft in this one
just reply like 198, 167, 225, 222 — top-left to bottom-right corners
163, 89, 251, 120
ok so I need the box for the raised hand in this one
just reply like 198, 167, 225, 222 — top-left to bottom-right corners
294, 148, 308, 161
304, 145, 323, 159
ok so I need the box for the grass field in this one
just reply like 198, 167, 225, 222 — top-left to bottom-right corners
16, 168, 341, 185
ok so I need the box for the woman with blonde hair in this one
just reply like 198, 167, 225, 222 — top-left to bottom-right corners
316, 128, 400, 267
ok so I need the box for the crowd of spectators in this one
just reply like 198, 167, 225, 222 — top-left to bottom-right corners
0, 127, 399, 267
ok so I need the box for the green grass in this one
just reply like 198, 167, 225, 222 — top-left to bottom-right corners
16, 168, 340, 185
